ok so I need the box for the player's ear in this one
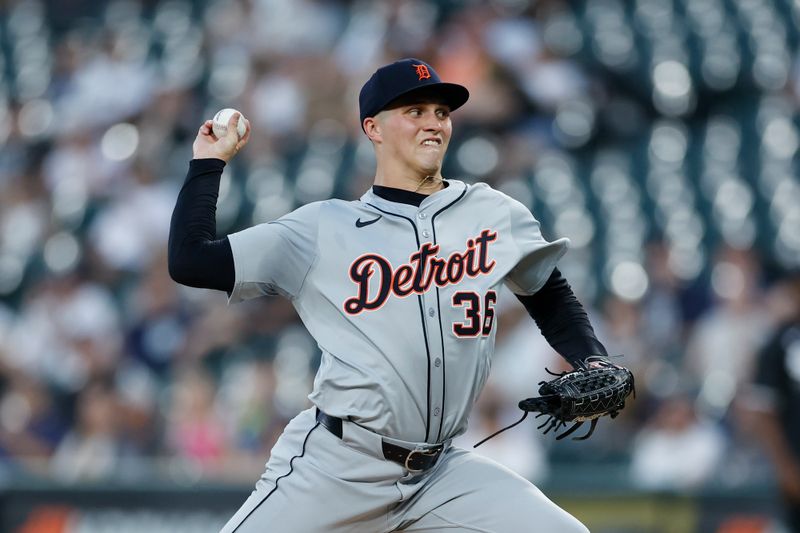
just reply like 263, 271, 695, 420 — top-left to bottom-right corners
363, 116, 382, 143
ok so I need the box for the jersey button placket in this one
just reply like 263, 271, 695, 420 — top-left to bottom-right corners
420, 208, 444, 437
418, 212, 431, 240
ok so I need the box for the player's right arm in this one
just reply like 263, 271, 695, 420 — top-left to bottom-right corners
168, 114, 250, 293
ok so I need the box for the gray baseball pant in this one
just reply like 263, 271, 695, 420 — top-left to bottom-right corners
220, 408, 589, 532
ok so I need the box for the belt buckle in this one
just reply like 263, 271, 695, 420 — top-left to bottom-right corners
404, 445, 441, 473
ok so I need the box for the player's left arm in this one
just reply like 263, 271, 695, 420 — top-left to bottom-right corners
499, 192, 607, 367
515, 269, 608, 368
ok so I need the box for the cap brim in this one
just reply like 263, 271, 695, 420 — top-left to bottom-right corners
382, 82, 470, 113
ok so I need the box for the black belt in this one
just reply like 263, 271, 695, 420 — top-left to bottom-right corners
315, 409, 444, 473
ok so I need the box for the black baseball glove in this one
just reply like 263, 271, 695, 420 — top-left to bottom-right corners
474, 357, 635, 447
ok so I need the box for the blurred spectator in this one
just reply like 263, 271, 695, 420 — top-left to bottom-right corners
640, 239, 690, 359
88, 163, 176, 273
597, 294, 648, 368
0, 370, 65, 473
217, 358, 286, 479
630, 394, 726, 490
743, 271, 800, 532
684, 246, 773, 418
41, 130, 116, 199
3, 273, 122, 394
125, 250, 187, 376
166, 366, 229, 474
49, 380, 138, 482
248, 63, 308, 140
54, 28, 155, 135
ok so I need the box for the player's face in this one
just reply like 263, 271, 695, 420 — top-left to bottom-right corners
377, 99, 452, 177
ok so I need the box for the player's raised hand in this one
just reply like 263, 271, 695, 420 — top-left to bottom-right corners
192, 112, 251, 162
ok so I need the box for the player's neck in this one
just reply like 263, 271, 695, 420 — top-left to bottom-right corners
373, 166, 445, 195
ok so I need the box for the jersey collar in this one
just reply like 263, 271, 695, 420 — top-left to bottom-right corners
361, 179, 467, 215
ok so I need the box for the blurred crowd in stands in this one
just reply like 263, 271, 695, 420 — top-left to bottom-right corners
1, 0, 800, 498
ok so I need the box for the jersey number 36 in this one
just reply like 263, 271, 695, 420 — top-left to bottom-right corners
451, 291, 497, 337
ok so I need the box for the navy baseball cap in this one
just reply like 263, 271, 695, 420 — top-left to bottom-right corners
359, 58, 469, 129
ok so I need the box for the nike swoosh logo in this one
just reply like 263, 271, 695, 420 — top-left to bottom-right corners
355, 215, 382, 228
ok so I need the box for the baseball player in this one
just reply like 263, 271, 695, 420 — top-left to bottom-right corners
169, 59, 605, 532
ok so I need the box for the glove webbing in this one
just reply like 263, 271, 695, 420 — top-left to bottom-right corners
473, 357, 632, 447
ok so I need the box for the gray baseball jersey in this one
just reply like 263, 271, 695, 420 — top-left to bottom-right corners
227, 180, 568, 444
219, 180, 589, 533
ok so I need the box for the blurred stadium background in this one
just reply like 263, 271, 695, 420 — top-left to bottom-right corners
1, 0, 799, 531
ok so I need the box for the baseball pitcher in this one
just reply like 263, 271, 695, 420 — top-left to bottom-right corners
169, 58, 624, 532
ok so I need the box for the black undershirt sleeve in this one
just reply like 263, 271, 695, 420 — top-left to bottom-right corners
167, 158, 235, 293
516, 268, 608, 366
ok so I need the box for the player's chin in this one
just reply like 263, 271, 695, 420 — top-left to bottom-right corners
415, 154, 444, 175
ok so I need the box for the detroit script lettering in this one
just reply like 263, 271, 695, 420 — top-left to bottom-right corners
343, 230, 498, 315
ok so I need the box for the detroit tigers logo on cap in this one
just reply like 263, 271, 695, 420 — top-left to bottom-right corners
413, 63, 431, 81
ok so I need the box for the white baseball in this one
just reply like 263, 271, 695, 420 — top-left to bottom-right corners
212, 108, 247, 139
